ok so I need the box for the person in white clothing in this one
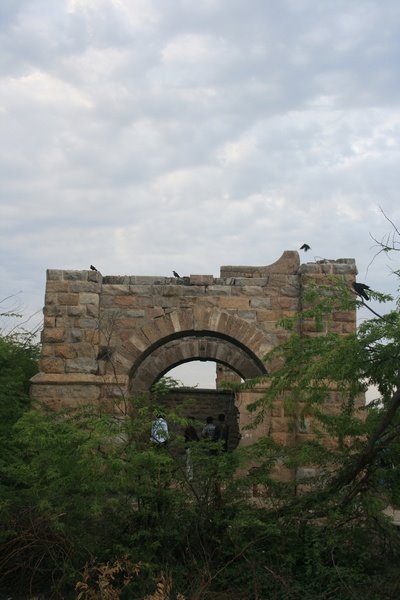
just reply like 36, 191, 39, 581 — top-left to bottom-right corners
150, 414, 169, 447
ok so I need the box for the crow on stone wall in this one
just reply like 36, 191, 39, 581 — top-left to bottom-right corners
173, 270, 180, 278
352, 282, 370, 301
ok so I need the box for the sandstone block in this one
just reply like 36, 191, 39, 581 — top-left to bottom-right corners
250, 298, 272, 309
120, 309, 145, 318
270, 432, 294, 445
195, 296, 219, 307
79, 292, 99, 305
153, 296, 179, 308
31, 382, 101, 404
46, 281, 70, 293
85, 329, 99, 344
114, 295, 136, 307
159, 285, 183, 297
256, 309, 281, 321
190, 274, 214, 286
54, 344, 78, 359
67, 306, 86, 317
102, 284, 131, 295
66, 328, 83, 342
40, 357, 65, 373
332, 311, 354, 322
45, 292, 57, 305
44, 305, 66, 317
65, 357, 98, 374
332, 263, 356, 274
79, 318, 98, 329
298, 263, 322, 274
181, 286, 206, 296
63, 270, 87, 281
136, 296, 157, 307
86, 303, 100, 318
146, 307, 165, 319
88, 270, 102, 282
58, 293, 79, 306
271, 417, 290, 432
70, 281, 100, 293
42, 328, 65, 342
207, 285, 232, 295
74, 342, 97, 358
343, 322, 356, 333
131, 276, 166, 285
233, 277, 269, 286
47, 269, 64, 280
237, 310, 256, 320
219, 297, 250, 310
128, 285, 153, 295
275, 297, 298, 310
281, 285, 300, 297
271, 403, 284, 417
44, 315, 56, 328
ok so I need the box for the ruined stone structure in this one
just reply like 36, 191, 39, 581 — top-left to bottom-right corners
31, 251, 359, 470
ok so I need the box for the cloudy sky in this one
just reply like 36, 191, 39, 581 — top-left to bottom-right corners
1, 0, 400, 383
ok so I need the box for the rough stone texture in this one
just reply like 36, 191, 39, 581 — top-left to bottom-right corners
31, 252, 362, 479
156, 389, 241, 451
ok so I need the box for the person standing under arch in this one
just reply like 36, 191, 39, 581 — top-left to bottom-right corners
214, 413, 229, 452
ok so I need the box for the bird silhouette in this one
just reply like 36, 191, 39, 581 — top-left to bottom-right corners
173, 270, 180, 278
300, 243, 311, 252
90, 265, 98, 271
352, 282, 370, 301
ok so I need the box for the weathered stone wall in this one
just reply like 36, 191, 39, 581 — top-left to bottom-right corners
157, 389, 240, 451
31, 251, 359, 465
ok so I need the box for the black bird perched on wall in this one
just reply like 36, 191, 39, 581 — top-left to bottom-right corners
353, 281, 370, 301
90, 265, 98, 271
173, 270, 180, 278
300, 243, 311, 252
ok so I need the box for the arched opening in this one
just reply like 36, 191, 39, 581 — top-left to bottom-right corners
128, 332, 266, 452
128, 329, 267, 393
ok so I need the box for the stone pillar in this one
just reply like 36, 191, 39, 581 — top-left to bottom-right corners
294, 258, 360, 482
31, 269, 103, 410
298, 258, 357, 337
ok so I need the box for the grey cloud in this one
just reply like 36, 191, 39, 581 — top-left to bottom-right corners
1, 0, 400, 325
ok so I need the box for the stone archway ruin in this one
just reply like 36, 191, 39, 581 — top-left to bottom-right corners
131, 331, 265, 386
31, 250, 359, 467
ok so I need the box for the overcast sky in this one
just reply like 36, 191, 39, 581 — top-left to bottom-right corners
1, 0, 400, 385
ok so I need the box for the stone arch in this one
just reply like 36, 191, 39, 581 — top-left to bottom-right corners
128, 331, 268, 392
109, 307, 275, 392
31, 254, 359, 475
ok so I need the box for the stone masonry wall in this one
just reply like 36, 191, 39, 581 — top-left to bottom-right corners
31, 251, 359, 468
